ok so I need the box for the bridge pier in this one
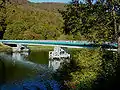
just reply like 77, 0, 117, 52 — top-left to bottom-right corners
3, 43, 29, 52
49, 46, 70, 59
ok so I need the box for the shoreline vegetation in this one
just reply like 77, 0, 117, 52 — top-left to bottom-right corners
28, 45, 54, 51
0, 43, 12, 52
0, 44, 54, 52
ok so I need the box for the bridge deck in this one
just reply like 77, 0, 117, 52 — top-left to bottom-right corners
0, 40, 118, 49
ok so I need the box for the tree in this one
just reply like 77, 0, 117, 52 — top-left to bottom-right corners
60, 0, 120, 42
86, 0, 120, 42
58, 1, 119, 89
0, 0, 7, 39
107, 0, 120, 42
59, 0, 81, 35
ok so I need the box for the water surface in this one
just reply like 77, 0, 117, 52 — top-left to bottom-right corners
0, 50, 66, 85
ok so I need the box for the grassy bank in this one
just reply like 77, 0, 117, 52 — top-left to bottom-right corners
28, 45, 54, 51
0, 43, 12, 52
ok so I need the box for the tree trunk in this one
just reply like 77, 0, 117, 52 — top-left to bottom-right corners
118, 25, 120, 54
0, 30, 5, 39
118, 37, 120, 53
112, 6, 117, 42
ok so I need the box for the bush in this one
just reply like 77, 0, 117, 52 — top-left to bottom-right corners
60, 49, 118, 90
68, 49, 102, 89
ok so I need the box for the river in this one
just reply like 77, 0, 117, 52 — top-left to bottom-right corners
0, 50, 69, 90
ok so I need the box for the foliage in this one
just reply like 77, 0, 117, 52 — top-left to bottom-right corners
68, 49, 102, 89
59, 0, 120, 42
59, 49, 118, 90
29, 2, 65, 13
101, 50, 118, 78
56, 1, 120, 89
57, 34, 74, 40
0, 2, 64, 40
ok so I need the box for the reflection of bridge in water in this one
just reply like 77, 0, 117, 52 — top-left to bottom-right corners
49, 59, 70, 71
0, 52, 68, 72
12, 52, 29, 61
12, 52, 68, 72
0, 42, 71, 90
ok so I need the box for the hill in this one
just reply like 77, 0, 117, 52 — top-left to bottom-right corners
7, 0, 66, 12
7, 0, 28, 4
29, 2, 66, 12
2, 1, 65, 40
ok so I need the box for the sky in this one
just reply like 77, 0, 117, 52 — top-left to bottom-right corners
28, 0, 71, 3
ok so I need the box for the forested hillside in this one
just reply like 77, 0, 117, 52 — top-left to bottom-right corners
29, 2, 65, 12
7, 0, 28, 4
0, 0, 65, 40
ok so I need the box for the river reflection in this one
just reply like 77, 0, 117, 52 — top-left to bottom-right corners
12, 52, 29, 61
0, 51, 70, 85
49, 59, 70, 71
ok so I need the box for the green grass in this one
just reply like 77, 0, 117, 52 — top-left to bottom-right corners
28, 45, 54, 51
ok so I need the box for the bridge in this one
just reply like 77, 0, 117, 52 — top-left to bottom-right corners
0, 40, 118, 49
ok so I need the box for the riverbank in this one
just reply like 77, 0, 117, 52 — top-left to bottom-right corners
28, 45, 54, 51
0, 43, 12, 52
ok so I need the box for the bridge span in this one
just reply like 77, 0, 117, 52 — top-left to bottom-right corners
0, 40, 118, 49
